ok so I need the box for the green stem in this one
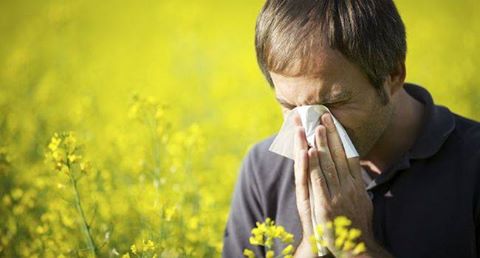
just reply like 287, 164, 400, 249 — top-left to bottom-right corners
69, 170, 98, 256
146, 114, 161, 180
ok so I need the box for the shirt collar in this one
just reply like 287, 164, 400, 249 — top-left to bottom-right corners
363, 83, 456, 191
403, 83, 456, 160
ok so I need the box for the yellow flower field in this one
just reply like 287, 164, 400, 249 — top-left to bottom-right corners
0, 0, 479, 257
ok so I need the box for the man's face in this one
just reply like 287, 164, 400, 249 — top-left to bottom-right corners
270, 47, 395, 158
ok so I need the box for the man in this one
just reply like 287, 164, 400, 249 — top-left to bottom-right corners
222, 0, 480, 257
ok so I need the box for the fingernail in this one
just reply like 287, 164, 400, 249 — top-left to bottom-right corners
322, 113, 328, 123
324, 113, 332, 125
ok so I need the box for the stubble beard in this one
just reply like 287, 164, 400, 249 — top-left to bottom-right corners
346, 97, 395, 159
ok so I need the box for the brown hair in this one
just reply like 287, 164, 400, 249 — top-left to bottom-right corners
255, 0, 407, 104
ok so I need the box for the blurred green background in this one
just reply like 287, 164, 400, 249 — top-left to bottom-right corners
0, 0, 479, 257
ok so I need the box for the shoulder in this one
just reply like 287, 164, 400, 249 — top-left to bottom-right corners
446, 112, 480, 177
451, 113, 480, 222
245, 133, 293, 170
241, 134, 294, 189
245, 134, 278, 160
451, 112, 480, 151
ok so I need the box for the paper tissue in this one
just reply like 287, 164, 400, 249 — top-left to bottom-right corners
269, 105, 358, 159
268, 105, 359, 256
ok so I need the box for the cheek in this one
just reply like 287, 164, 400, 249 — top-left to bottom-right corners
329, 107, 366, 134
331, 107, 382, 153
343, 120, 364, 145
328, 110, 362, 145
333, 94, 386, 132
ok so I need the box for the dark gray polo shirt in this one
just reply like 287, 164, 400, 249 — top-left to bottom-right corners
222, 83, 480, 258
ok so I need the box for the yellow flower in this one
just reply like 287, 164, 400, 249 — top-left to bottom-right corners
342, 240, 355, 251
243, 248, 255, 258
48, 134, 61, 151
335, 226, 348, 238
130, 244, 137, 254
312, 215, 367, 257
45, 131, 95, 179
309, 235, 318, 253
247, 218, 296, 257
249, 235, 263, 246
142, 239, 155, 252
79, 161, 91, 173
274, 225, 286, 237
165, 206, 176, 221
67, 154, 80, 163
266, 250, 274, 258
352, 242, 366, 255
264, 237, 274, 249
334, 216, 352, 228
282, 244, 294, 255
281, 232, 294, 243
348, 228, 362, 241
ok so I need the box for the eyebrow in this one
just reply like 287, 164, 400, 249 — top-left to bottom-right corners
276, 90, 352, 108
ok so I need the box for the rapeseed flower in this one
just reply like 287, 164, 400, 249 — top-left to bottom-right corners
311, 215, 367, 257
45, 132, 90, 175
244, 217, 295, 258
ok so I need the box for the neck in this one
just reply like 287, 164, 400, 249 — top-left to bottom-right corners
360, 88, 425, 175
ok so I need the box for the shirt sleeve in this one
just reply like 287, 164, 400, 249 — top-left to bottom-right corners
222, 146, 266, 258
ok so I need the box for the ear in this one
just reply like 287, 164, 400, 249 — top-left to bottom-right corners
385, 62, 406, 97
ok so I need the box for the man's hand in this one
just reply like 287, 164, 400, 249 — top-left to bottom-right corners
292, 112, 392, 257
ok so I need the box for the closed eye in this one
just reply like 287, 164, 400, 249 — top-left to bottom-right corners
276, 97, 349, 109
325, 99, 349, 108
277, 101, 296, 110
281, 102, 342, 110
324, 102, 341, 108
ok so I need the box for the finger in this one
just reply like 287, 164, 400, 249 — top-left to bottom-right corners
314, 124, 339, 194
308, 147, 331, 204
294, 149, 314, 237
321, 113, 352, 186
294, 126, 308, 153
294, 127, 315, 236
294, 149, 309, 197
294, 126, 308, 189
347, 156, 364, 188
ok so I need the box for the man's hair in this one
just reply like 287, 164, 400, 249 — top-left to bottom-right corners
255, 0, 406, 105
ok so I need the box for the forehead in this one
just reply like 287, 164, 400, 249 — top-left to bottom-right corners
270, 47, 361, 103
272, 73, 351, 104
272, 46, 352, 77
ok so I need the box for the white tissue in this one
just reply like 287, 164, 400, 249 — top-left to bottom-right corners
268, 105, 359, 159
297, 105, 358, 158
268, 105, 359, 256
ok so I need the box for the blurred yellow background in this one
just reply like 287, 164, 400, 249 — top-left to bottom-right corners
0, 0, 479, 257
